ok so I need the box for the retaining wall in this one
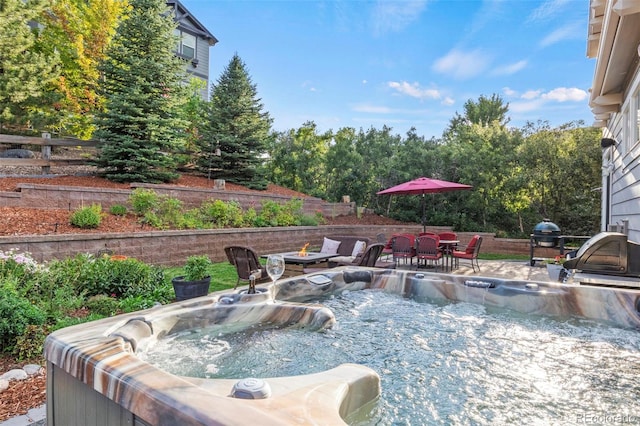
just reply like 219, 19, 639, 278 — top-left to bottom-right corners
0, 226, 536, 266
0, 183, 355, 217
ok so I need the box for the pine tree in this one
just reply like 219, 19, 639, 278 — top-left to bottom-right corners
0, 0, 59, 130
198, 54, 272, 189
93, 0, 187, 183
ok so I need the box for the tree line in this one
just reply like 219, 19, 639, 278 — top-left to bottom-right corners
1, 0, 602, 237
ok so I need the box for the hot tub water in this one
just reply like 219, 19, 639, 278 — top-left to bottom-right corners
138, 290, 640, 425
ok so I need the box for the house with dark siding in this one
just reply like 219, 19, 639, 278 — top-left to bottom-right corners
168, 0, 218, 99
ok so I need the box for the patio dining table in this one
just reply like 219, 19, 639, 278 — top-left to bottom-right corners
438, 239, 459, 272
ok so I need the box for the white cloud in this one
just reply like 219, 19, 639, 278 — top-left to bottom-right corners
352, 104, 392, 114
388, 81, 441, 100
442, 97, 455, 106
432, 49, 490, 80
502, 87, 517, 97
541, 87, 588, 102
492, 60, 527, 76
362, 80, 368, 85
351, 104, 435, 116
540, 22, 583, 47
510, 86, 588, 113
301, 81, 317, 92
521, 90, 542, 100
370, 0, 428, 35
527, 0, 571, 23
510, 99, 545, 113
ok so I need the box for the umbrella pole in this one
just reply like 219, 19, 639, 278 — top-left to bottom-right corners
421, 193, 426, 233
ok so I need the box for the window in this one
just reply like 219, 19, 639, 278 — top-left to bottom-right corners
174, 30, 196, 59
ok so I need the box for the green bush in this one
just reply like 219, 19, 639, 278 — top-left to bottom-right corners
129, 188, 160, 215
48, 254, 164, 299
177, 208, 205, 229
0, 288, 46, 353
85, 294, 120, 316
156, 196, 184, 228
70, 204, 102, 228
256, 199, 305, 227
299, 214, 319, 226
199, 199, 244, 228
109, 204, 128, 216
14, 324, 47, 361
82, 257, 164, 298
0, 250, 41, 292
183, 255, 212, 281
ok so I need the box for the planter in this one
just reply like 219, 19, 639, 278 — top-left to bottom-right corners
171, 276, 211, 301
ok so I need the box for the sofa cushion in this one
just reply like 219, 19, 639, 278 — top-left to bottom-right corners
320, 237, 341, 254
351, 240, 367, 257
326, 236, 372, 257
331, 255, 356, 264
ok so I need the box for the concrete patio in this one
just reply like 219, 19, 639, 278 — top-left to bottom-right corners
396, 258, 554, 283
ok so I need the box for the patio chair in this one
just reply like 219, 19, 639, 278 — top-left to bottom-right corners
224, 246, 270, 288
415, 234, 442, 270
452, 235, 483, 272
391, 235, 415, 267
338, 243, 396, 268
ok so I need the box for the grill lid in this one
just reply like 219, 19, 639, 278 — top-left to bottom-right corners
563, 232, 640, 277
533, 219, 560, 234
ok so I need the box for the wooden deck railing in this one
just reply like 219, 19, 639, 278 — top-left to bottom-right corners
0, 133, 97, 174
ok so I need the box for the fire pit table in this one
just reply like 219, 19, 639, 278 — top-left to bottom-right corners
262, 252, 339, 276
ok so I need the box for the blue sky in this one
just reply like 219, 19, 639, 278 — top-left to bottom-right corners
183, 0, 593, 139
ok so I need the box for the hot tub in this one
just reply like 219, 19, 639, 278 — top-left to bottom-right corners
44, 268, 640, 425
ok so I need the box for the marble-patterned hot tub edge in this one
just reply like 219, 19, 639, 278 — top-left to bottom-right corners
45, 267, 640, 425
44, 279, 381, 426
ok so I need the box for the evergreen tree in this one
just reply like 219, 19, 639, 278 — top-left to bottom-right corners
0, 0, 59, 130
93, 0, 187, 183
198, 54, 272, 189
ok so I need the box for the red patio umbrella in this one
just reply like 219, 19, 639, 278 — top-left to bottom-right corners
377, 177, 472, 232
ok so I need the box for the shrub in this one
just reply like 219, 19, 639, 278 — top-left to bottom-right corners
299, 214, 319, 226
156, 196, 184, 227
48, 254, 164, 299
70, 204, 102, 228
182, 255, 212, 281
256, 199, 305, 227
0, 249, 42, 292
177, 208, 205, 229
85, 294, 120, 316
129, 188, 160, 215
0, 288, 46, 353
109, 204, 128, 216
14, 324, 47, 361
141, 211, 163, 228
199, 199, 244, 228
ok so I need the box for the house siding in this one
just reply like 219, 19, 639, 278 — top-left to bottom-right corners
590, 1, 640, 242
603, 65, 640, 242
169, 0, 216, 99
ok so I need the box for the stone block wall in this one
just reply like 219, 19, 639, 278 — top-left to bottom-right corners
1, 183, 355, 217
0, 226, 533, 266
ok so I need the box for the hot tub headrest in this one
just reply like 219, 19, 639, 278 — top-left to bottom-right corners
343, 270, 373, 283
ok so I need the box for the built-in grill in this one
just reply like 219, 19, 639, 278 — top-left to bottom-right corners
563, 232, 640, 288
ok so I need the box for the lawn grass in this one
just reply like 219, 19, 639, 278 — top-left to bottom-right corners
478, 253, 530, 261
164, 261, 240, 292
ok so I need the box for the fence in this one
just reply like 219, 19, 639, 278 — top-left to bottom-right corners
0, 133, 98, 174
